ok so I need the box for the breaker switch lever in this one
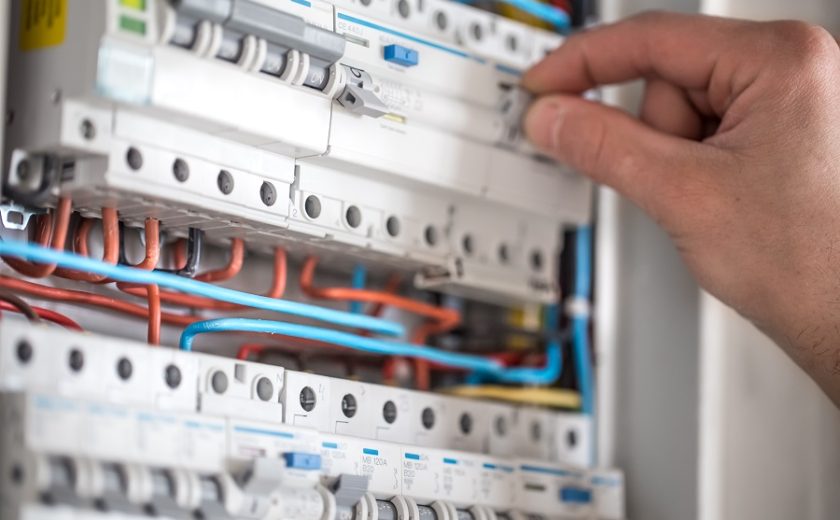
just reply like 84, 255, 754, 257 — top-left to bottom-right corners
336, 66, 388, 118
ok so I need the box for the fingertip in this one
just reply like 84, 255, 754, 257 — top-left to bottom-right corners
523, 96, 565, 154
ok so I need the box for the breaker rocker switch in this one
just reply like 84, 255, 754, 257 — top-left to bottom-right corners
383, 44, 419, 67
336, 66, 389, 118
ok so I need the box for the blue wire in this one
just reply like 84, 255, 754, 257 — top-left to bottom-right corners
495, 0, 571, 31
0, 240, 403, 337
179, 317, 562, 384
349, 264, 366, 314
571, 226, 595, 465
572, 226, 593, 415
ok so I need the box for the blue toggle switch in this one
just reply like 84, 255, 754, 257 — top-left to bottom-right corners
384, 44, 419, 67
283, 452, 322, 470
560, 486, 592, 504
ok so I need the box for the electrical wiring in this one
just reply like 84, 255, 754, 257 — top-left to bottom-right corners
53, 208, 120, 282
194, 238, 245, 283
0, 287, 41, 322
113, 218, 162, 343
2, 196, 72, 278
349, 264, 366, 314
568, 226, 595, 466
160, 228, 203, 277
125, 219, 161, 270
368, 273, 401, 317
181, 317, 501, 371
180, 317, 563, 384
151, 235, 244, 283
0, 240, 403, 336
302, 256, 459, 389
496, 0, 570, 30
571, 227, 593, 415
0, 300, 83, 330
0, 276, 195, 326
119, 246, 287, 310
301, 256, 460, 330
443, 385, 581, 409
146, 284, 161, 345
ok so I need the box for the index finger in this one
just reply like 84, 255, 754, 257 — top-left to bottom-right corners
523, 12, 748, 94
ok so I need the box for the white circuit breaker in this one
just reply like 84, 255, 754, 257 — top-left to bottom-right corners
4, 0, 591, 305
0, 320, 625, 520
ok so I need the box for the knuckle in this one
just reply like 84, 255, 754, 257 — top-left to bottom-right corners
771, 21, 837, 62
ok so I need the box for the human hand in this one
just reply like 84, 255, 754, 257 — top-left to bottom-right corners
523, 12, 840, 405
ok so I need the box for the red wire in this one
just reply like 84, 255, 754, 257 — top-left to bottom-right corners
0, 301, 83, 330
2, 197, 73, 278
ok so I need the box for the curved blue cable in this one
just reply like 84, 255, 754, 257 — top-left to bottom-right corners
0, 240, 403, 337
496, 0, 570, 31
349, 264, 366, 314
179, 317, 562, 384
493, 337, 562, 384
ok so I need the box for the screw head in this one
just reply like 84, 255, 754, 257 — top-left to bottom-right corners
260, 181, 276, 207
300, 386, 317, 412
211, 370, 229, 394
16, 340, 33, 364
68, 349, 84, 372
116, 358, 133, 380
126, 148, 143, 170
383, 400, 398, 424
172, 159, 189, 182
256, 377, 274, 401
164, 364, 182, 389
217, 170, 234, 195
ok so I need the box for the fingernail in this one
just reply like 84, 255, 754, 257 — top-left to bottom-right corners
523, 98, 564, 152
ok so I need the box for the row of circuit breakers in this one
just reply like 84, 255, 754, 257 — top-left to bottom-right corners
5, 0, 592, 306
0, 321, 625, 520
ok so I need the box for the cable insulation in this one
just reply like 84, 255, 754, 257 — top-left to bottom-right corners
0, 240, 402, 336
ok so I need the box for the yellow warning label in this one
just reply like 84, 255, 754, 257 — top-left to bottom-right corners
19, 0, 67, 51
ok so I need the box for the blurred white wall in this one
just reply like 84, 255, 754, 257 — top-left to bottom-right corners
695, 4, 840, 520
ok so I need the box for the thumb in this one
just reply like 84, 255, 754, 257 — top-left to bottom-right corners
524, 95, 716, 215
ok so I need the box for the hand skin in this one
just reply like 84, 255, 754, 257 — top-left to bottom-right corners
523, 12, 840, 406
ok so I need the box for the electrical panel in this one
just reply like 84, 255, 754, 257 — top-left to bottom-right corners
4, 0, 590, 305
0, 0, 622, 519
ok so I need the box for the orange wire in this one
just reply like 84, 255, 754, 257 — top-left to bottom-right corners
146, 284, 161, 345
129, 218, 161, 270
113, 218, 163, 345
368, 273, 402, 317
169, 237, 244, 282
2, 197, 72, 278
53, 208, 119, 282
0, 276, 196, 327
300, 256, 460, 329
173, 238, 187, 271
0, 300, 83, 330
196, 238, 244, 282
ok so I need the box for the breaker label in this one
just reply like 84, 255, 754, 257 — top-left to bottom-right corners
19, 0, 66, 51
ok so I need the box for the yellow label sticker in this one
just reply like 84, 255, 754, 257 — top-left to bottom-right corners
19, 0, 67, 51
